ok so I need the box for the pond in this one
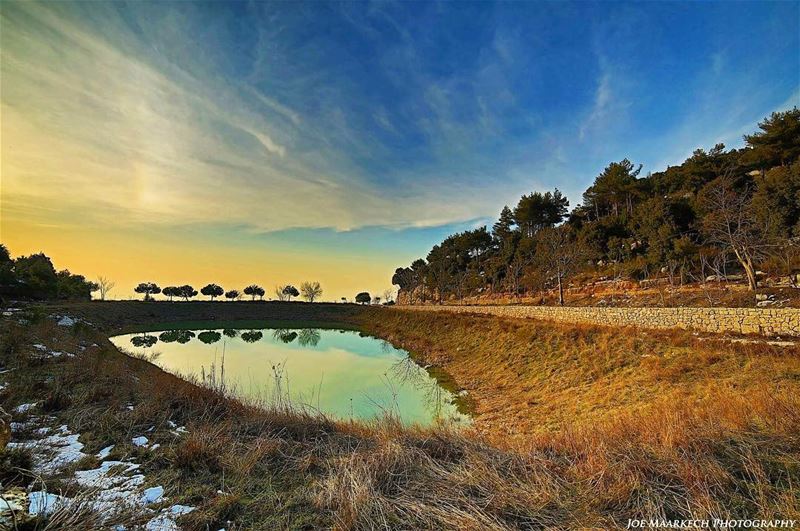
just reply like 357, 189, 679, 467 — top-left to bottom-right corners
110, 324, 469, 427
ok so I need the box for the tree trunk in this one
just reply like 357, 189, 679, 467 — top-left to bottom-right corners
557, 274, 564, 306
733, 248, 758, 291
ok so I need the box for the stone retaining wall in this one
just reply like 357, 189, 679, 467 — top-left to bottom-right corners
398, 305, 800, 337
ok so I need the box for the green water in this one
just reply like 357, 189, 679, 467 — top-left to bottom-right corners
110, 325, 469, 426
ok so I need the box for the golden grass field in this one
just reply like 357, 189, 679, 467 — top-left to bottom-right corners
1, 302, 798, 529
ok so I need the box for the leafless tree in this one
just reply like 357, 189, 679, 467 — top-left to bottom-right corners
534, 226, 587, 306
97, 276, 115, 300
701, 175, 767, 291
274, 285, 287, 301
382, 288, 395, 303
300, 281, 323, 302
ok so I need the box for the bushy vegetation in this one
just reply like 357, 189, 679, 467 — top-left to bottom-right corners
0, 245, 98, 302
394, 109, 800, 303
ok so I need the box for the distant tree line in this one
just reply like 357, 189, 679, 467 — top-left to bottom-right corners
0, 245, 99, 302
393, 108, 800, 304
133, 281, 395, 305
133, 281, 329, 303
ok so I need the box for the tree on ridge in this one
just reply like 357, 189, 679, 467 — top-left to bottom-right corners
134, 282, 161, 301
201, 283, 224, 301
300, 281, 323, 302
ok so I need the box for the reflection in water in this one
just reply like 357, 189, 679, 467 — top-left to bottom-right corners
159, 330, 195, 344
297, 328, 321, 347
198, 331, 222, 344
130, 334, 157, 348
389, 357, 448, 419
111, 326, 469, 426
272, 329, 298, 344
240, 330, 263, 343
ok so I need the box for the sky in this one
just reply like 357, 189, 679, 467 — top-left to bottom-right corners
1, 0, 798, 301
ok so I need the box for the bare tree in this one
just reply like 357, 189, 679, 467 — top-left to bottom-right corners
274, 285, 288, 301
300, 281, 323, 302
97, 276, 115, 300
382, 288, 395, 303
701, 176, 767, 291
534, 227, 587, 306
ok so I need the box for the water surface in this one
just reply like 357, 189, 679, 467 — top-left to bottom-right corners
110, 325, 468, 426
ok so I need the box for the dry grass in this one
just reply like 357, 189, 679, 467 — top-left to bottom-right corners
1, 303, 798, 529
362, 309, 800, 439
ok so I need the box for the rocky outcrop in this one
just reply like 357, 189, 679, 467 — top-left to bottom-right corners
397, 305, 800, 337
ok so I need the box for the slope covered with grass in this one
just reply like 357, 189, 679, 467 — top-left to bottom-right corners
1, 303, 798, 529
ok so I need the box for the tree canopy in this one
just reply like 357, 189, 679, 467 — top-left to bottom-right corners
134, 282, 161, 301
394, 108, 800, 300
200, 283, 224, 300
244, 284, 265, 300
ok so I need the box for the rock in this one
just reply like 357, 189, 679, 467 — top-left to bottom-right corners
0, 487, 29, 527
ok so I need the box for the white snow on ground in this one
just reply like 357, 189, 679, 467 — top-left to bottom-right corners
132, 436, 149, 447
97, 444, 114, 459
73, 460, 147, 513
32, 348, 75, 359
14, 402, 37, 413
8, 424, 88, 473
142, 486, 164, 504
170, 426, 188, 436
57, 316, 77, 327
146, 504, 195, 531
28, 491, 67, 516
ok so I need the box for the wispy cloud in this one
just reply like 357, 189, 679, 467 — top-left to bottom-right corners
2, 0, 798, 240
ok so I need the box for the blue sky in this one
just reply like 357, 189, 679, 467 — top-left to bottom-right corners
2, 0, 799, 298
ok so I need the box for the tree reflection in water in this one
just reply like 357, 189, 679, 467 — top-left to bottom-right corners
158, 330, 196, 344
198, 331, 222, 344
130, 334, 158, 348
297, 329, 321, 347
240, 330, 263, 343
272, 329, 297, 344
388, 356, 447, 420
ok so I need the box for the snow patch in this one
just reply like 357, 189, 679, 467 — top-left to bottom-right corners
132, 436, 149, 447
170, 426, 188, 436
7, 424, 87, 473
73, 460, 147, 513
97, 445, 114, 459
141, 486, 164, 504
14, 402, 37, 413
28, 491, 67, 516
57, 316, 77, 327
146, 505, 195, 531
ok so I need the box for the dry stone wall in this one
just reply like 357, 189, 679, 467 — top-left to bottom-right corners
398, 305, 800, 337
